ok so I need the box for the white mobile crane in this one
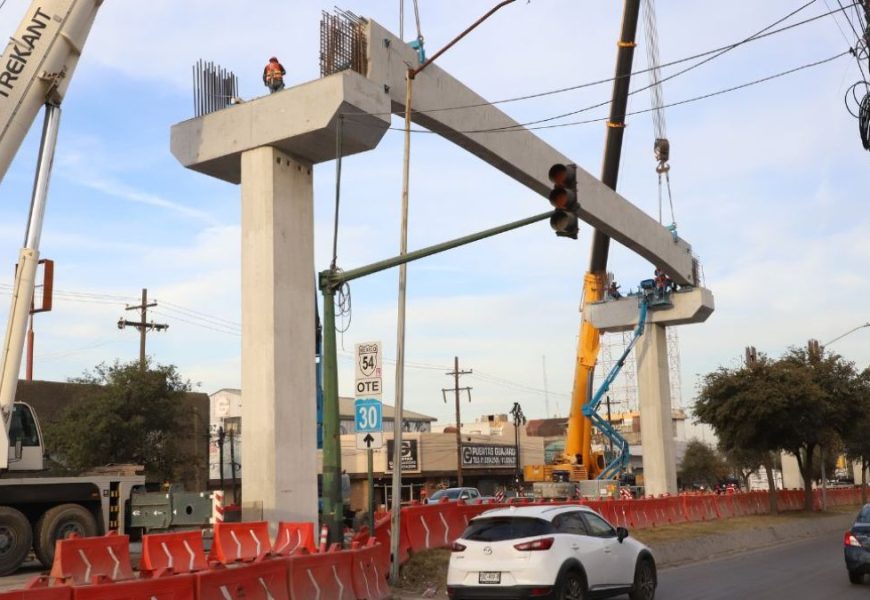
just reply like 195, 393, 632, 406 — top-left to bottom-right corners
0, 0, 144, 576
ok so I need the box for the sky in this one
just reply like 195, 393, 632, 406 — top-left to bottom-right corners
0, 0, 868, 432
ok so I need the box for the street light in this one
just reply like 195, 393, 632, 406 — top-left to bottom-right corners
823, 322, 870, 348
510, 402, 527, 493
390, 0, 518, 585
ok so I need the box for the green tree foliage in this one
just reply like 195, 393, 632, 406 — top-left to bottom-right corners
695, 356, 814, 512
678, 439, 728, 490
696, 349, 869, 511
45, 360, 193, 481
779, 348, 866, 510
842, 368, 870, 504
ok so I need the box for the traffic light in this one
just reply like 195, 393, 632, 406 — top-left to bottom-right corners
547, 163, 579, 239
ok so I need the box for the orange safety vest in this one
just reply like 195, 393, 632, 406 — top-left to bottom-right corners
265, 63, 284, 84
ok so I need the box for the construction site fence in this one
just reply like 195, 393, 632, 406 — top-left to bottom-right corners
1, 487, 863, 600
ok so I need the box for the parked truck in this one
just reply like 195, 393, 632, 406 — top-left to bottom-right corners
0, 0, 150, 576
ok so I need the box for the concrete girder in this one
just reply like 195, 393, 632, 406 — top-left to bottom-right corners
583, 288, 715, 333
365, 20, 697, 286
170, 70, 391, 182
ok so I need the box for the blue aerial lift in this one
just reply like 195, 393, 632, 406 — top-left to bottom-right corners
583, 279, 672, 480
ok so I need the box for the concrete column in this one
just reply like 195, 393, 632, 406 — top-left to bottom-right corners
240, 146, 317, 527
635, 324, 677, 496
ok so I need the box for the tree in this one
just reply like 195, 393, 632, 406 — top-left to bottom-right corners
779, 348, 866, 511
842, 368, 870, 504
694, 356, 819, 513
678, 439, 728, 490
45, 360, 193, 481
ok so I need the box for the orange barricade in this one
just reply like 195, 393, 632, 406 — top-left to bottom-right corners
402, 503, 457, 552
288, 547, 355, 600
140, 530, 208, 577
0, 585, 71, 600
681, 495, 704, 522
209, 521, 271, 564
371, 513, 409, 566
273, 522, 317, 556
49, 532, 134, 585
352, 539, 390, 600
716, 495, 735, 519
196, 559, 290, 600
71, 574, 196, 600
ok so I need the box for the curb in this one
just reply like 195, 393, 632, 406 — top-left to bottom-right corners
651, 511, 855, 568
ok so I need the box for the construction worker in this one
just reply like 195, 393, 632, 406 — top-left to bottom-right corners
608, 281, 622, 300
263, 57, 286, 93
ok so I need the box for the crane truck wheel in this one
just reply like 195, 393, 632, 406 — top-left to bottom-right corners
0, 506, 33, 576
34, 504, 98, 568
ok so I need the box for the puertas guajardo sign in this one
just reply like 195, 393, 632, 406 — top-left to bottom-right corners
461, 443, 516, 468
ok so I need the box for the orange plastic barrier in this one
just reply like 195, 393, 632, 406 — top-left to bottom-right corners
372, 513, 409, 565
49, 532, 134, 585
351, 539, 390, 600
209, 521, 271, 565
403, 504, 456, 552
140, 530, 208, 577
196, 559, 290, 600
71, 574, 195, 600
0, 586, 71, 600
273, 522, 317, 557
288, 547, 355, 600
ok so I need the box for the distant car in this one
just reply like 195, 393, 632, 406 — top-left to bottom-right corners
447, 504, 656, 600
845, 503, 870, 584
426, 487, 481, 504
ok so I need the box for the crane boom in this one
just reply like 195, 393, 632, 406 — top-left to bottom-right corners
0, 0, 104, 470
0, 0, 102, 183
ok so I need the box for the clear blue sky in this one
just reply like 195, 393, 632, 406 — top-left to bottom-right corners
0, 0, 867, 427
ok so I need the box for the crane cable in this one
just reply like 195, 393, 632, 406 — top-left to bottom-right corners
642, 0, 677, 233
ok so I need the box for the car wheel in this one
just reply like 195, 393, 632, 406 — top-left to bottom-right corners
0, 506, 33, 577
34, 504, 98, 568
629, 557, 657, 600
848, 570, 864, 585
556, 569, 586, 600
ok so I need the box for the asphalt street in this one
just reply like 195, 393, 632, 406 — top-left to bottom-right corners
657, 530, 867, 600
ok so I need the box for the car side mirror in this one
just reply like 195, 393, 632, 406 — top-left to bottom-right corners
616, 527, 629, 543
14, 439, 23, 460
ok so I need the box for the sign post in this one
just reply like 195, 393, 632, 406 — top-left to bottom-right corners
355, 341, 382, 531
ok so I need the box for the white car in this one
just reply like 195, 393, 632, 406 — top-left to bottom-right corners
447, 504, 656, 600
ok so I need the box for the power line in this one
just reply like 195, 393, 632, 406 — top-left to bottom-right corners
342, 1, 853, 121
372, 49, 851, 135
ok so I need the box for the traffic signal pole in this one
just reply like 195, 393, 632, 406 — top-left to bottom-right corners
319, 209, 550, 543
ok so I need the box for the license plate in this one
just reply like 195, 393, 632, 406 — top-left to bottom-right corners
479, 572, 501, 584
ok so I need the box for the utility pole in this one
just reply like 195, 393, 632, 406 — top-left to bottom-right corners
443, 356, 472, 487
117, 288, 168, 369
808, 338, 827, 510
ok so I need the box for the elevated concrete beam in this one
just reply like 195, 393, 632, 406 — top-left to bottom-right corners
171, 70, 391, 183
584, 288, 715, 333
365, 20, 697, 285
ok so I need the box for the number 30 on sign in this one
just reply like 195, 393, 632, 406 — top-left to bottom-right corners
354, 398, 382, 433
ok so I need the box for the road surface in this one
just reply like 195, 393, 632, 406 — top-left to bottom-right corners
657, 530, 864, 599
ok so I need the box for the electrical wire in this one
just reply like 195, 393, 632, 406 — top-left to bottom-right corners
342, 2, 857, 122
363, 49, 851, 135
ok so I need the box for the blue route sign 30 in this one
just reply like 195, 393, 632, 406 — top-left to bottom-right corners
354, 398, 382, 433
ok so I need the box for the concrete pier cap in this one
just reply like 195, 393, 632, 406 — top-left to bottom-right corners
584, 287, 716, 333
170, 70, 391, 182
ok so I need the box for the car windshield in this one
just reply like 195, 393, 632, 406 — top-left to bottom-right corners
463, 517, 554, 542
857, 506, 870, 524
430, 489, 461, 501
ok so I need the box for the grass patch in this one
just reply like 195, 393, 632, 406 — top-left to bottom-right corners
631, 506, 859, 546
396, 548, 451, 597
